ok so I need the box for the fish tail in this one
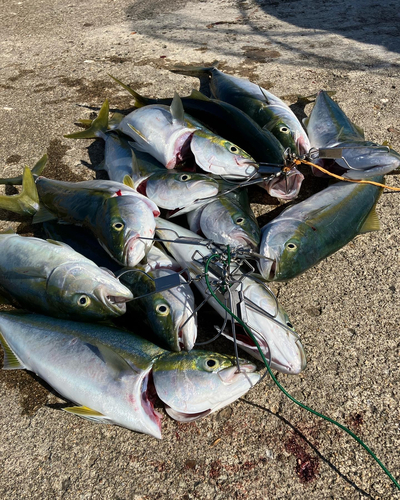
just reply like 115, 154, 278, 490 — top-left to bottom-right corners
108, 74, 151, 108
64, 99, 109, 139
0, 167, 39, 215
0, 154, 48, 186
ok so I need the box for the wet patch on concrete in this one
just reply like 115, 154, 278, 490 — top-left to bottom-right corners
5, 155, 22, 165
45, 138, 86, 182
8, 69, 35, 83
0, 350, 49, 417
242, 45, 281, 61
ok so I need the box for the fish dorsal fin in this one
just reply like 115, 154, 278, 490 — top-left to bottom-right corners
32, 205, 57, 224
123, 175, 135, 189
64, 100, 109, 140
84, 342, 136, 380
350, 121, 365, 138
359, 204, 381, 234
0, 331, 26, 370
170, 92, 185, 124
189, 89, 211, 101
63, 406, 109, 423
108, 74, 148, 108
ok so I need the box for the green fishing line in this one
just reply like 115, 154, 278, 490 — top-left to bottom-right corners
204, 252, 400, 492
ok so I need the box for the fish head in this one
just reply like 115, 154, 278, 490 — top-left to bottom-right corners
145, 171, 219, 209
267, 116, 298, 154
46, 263, 133, 320
190, 131, 258, 179
263, 167, 304, 200
259, 218, 314, 281
221, 278, 306, 374
152, 351, 259, 421
97, 196, 157, 267
199, 198, 260, 249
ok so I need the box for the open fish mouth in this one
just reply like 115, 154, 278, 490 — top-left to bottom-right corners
164, 406, 211, 422
95, 287, 132, 315
260, 256, 277, 281
231, 230, 259, 250
123, 234, 147, 267
141, 370, 162, 435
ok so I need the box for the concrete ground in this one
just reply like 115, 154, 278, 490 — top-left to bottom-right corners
1, 0, 400, 498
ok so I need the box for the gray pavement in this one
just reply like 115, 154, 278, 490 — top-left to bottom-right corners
1, 0, 400, 498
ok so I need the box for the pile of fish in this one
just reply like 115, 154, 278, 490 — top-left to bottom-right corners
0, 64, 399, 439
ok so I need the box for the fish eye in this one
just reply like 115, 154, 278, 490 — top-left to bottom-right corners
286, 242, 297, 251
235, 217, 245, 225
156, 304, 170, 316
280, 126, 290, 134
204, 358, 218, 371
229, 145, 239, 154
78, 295, 91, 307
179, 174, 191, 181
112, 222, 124, 231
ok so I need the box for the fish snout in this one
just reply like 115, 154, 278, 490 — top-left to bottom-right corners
94, 284, 133, 315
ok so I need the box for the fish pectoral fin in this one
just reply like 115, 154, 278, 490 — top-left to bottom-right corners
84, 342, 138, 380
188, 89, 211, 101
359, 205, 381, 234
46, 239, 74, 251
127, 124, 149, 144
0, 332, 26, 370
258, 86, 271, 104
170, 92, 185, 124
32, 205, 57, 224
63, 406, 110, 423
123, 175, 135, 189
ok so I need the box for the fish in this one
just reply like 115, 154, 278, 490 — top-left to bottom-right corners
259, 176, 384, 281
0, 232, 133, 320
34, 178, 160, 267
109, 75, 285, 165
136, 169, 220, 210
117, 93, 258, 179
0, 311, 260, 437
65, 99, 164, 184
304, 91, 400, 180
187, 189, 260, 249
155, 218, 306, 374
119, 266, 197, 352
170, 65, 310, 156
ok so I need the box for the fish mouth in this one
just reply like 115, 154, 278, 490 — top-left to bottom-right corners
259, 256, 277, 281
222, 327, 306, 374
95, 286, 132, 315
123, 234, 146, 267
231, 230, 259, 250
141, 369, 162, 437
266, 169, 304, 200
165, 406, 211, 422
176, 315, 197, 351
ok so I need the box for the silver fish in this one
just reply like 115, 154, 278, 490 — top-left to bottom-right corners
0, 312, 260, 437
